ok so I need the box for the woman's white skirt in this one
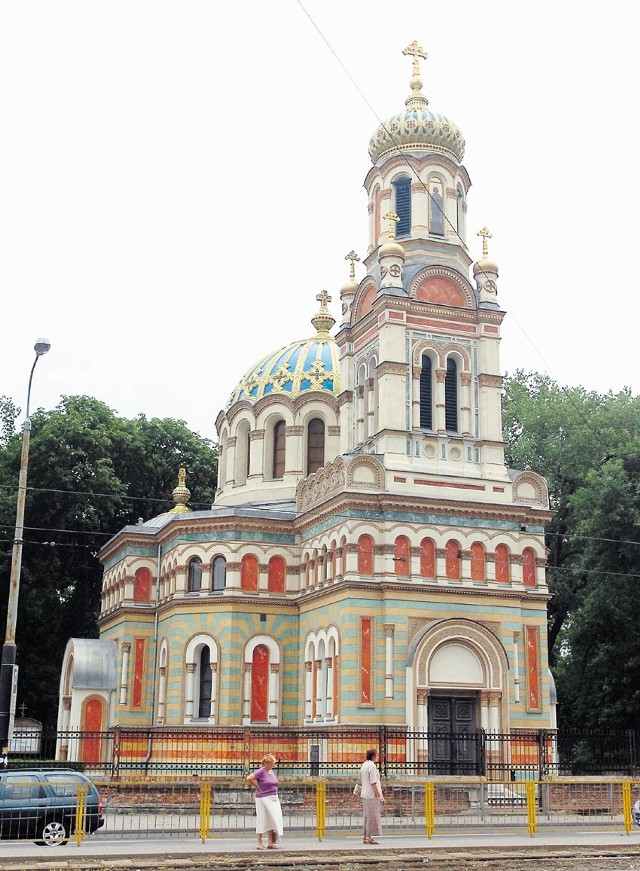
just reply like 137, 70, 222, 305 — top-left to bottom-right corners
255, 794, 284, 838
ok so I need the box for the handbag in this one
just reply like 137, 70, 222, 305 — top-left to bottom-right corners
353, 782, 362, 797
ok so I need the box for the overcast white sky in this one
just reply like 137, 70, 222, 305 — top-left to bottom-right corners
1, 2, 637, 443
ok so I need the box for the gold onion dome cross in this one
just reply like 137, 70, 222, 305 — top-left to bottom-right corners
311, 289, 336, 336
478, 226, 492, 259
384, 211, 400, 240
345, 250, 360, 281
402, 40, 428, 99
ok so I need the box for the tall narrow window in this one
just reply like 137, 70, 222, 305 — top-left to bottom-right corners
241, 554, 259, 592
358, 535, 374, 575
393, 177, 411, 236
522, 548, 537, 587
420, 354, 433, 429
307, 418, 325, 475
428, 178, 444, 236
394, 535, 410, 577
268, 556, 286, 593
187, 557, 202, 593
445, 358, 458, 432
212, 556, 226, 591
470, 542, 486, 581
198, 646, 212, 718
420, 538, 436, 579
272, 420, 286, 479
445, 540, 461, 580
495, 544, 511, 583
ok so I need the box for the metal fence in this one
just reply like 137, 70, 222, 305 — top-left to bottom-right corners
1, 777, 639, 844
6, 725, 640, 780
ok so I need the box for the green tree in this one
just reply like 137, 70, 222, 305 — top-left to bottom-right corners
0, 395, 217, 727
503, 371, 640, 730
0, 396, 19, 449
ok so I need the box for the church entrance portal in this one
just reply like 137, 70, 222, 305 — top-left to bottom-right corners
428, 695, 479, 775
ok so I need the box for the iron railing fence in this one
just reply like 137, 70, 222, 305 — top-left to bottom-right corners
6, 726, 639, 780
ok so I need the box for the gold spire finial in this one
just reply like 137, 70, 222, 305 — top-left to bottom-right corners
169, 467, 191, 513
316, 289, 331, 309
178, 467, 186, 487
345, 250, 360, 281
384, 211, 401, 240
477, 226, 493, 259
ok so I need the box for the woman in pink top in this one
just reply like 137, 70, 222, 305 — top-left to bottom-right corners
359, 747, 385, 844
246, 753, 283, 849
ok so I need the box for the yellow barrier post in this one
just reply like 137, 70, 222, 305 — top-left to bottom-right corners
424, 782, 435, 838
74, 786, 86, 846
526, 781, 536, 837
199, 781, 212, 843
315, 781, 326, 841
622, 781, 632, 835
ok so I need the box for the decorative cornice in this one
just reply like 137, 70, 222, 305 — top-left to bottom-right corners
478, 374, 503, 389
376, 360, 408, 377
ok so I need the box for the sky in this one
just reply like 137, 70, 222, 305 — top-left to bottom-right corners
1, 1, 637, 443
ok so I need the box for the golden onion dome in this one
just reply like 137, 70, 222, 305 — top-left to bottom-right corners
368, 42, 465, 165
226, 292, 340, 408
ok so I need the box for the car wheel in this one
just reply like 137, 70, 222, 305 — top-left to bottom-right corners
35, 819, 69, 846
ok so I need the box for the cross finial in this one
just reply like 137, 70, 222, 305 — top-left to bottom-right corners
178, 467, 186, 488
18, 702, 27, 717
384, 211, 400, 240
316, 289, 331, 310
477, 226, 492, 259
403, 40, 428, 80
344, 250, 360, 281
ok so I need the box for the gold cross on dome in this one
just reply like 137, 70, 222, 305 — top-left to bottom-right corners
403, 40, 428, 76
384, 210, 400, 240
316, 289, 332, 310
345, 250, 360, 280
477, 226, 492, 258
178, 467, 186, 487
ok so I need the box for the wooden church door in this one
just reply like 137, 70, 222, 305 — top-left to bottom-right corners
428, 695, 479, 775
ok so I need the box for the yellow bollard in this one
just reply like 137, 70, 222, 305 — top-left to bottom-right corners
622, 781, 632, 835
74, 786, 87, 846
315, 781, 327, 841
526, 781, 536, 837
424, 782, 435, 839
199, 781, 212, 843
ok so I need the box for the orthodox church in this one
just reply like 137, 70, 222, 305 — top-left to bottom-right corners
58, 43, 554, 770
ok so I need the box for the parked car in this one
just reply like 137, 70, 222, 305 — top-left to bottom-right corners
633, 799, 640, 827
0, 768, 104, 846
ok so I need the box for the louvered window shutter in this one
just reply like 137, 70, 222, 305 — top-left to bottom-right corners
419, 355, 432, 429
445, 358, 458, 431
393, 178, 411, 236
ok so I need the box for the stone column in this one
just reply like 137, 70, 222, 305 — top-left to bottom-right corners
460, 371, 472, 436
242, 664, 252, 725
325, 657, 334, 719
157, 666, 166, 725
435, 368, 446, 433
184, 663, 196, 722
384, 624, 395, 699
119, 643, 131, 705
209, 662, 218, 723
269, 664, 279, 724
304, 661, 313, 721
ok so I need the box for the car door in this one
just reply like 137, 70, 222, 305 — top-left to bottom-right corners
0, 773, 47, 839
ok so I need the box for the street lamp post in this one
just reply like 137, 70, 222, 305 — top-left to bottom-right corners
0, 339, 51, 752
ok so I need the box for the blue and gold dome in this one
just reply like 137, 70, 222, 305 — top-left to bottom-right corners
368, 42, 465, 165
226, 292, 341, 408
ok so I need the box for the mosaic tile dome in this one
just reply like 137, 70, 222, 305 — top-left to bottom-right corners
226, 335, 341, 408
226, 293, 340, 408
368, 43, 465, 165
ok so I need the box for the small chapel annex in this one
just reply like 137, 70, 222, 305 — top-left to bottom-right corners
58, 43, 554, 773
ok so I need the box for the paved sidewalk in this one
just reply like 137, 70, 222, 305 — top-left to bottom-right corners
0, 829, 638, 867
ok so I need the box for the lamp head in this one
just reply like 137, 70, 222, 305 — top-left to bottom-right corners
34, 338, 51, 357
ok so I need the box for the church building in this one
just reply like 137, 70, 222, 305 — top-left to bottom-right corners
58, 43, 554, 772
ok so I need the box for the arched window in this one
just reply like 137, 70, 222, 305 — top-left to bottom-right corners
495, 544, 511, 583
307, 418, 325, 475
392, 176, 411, 236
198, 646, 212, 719
445, 357, 458, 432
272, 420, 286, 479
445, 540, 461, 580
420, 538, 436, 578
420, 354, 433, 429
212, 556, 226, 591
268, 556, 286, 593
522, 548, 536, 587
134, 567, 151, 603
358, 534, 374, 575
428, 177, 444, 236
187, 557, 202, 593
250, 644, 269, 722
394, 535, 410, 577
241, 554, 259, 592
470, 542, 486, 581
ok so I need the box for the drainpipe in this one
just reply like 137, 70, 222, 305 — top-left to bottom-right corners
144, 541, 162, 773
